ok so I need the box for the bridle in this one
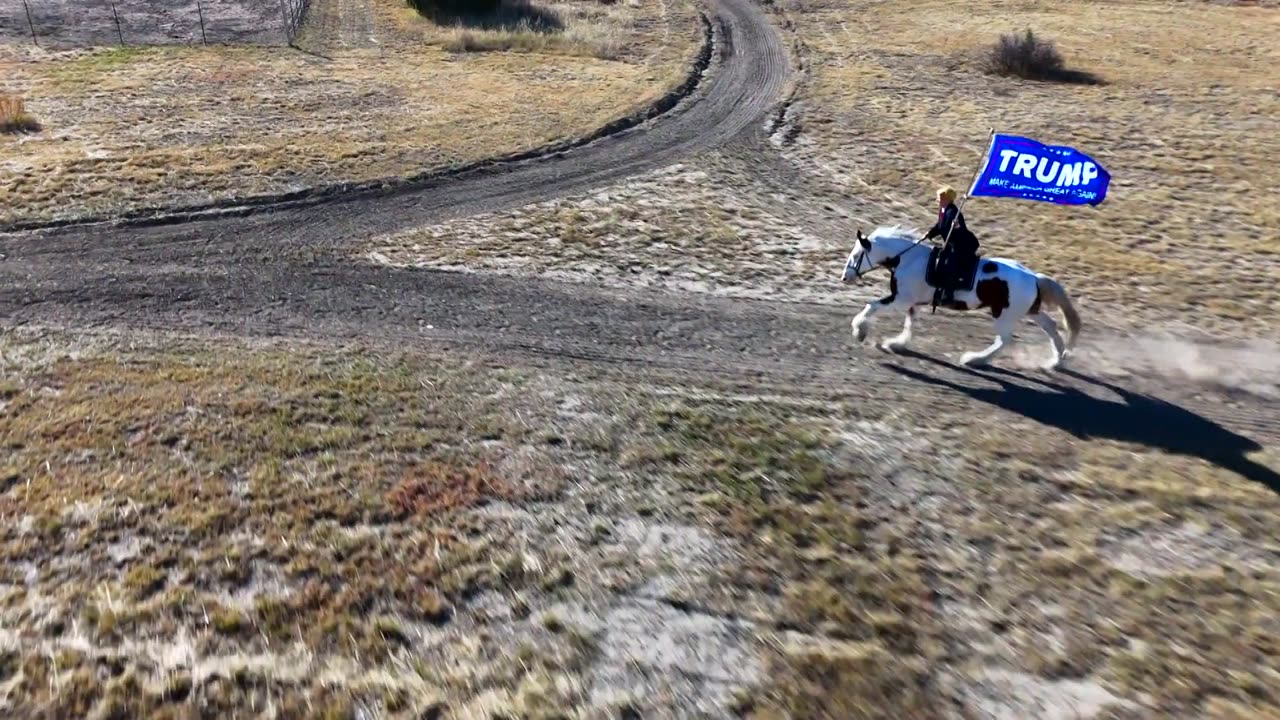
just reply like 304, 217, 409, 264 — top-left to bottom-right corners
847, 229, 927, 282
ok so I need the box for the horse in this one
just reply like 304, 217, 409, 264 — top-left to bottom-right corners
840, 225, 1082, 369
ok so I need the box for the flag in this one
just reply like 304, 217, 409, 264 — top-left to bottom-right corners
968, 133, 1110, 206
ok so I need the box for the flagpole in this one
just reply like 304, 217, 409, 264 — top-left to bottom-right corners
942, 127, 995, 250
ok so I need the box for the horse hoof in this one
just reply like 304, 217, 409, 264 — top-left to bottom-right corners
959, 353, 986, 367
880, 341, 905, 354
853, 326, 867, 343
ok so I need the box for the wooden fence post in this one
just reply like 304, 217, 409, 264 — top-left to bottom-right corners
110, 0, 124, 46
196, 0, 208, 45
277, 0, 290, 42
22, 0, 38, 46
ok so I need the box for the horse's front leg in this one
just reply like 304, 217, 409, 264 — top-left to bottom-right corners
851, 295, 892, 343
880, 306, 916, 353
852, 293, 909, 343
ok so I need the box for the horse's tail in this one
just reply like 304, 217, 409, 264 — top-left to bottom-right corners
1036, 274, 1082, 349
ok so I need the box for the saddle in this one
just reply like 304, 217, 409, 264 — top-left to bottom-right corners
925, 245, 982, 293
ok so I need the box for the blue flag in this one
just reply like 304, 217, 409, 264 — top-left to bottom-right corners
968, 133, 1110, 206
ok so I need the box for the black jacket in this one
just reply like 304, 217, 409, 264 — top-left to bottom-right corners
925, 204, 979, 254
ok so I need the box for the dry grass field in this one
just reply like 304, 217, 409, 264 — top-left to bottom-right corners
1, 328, 1276, 718
0, 0, 702, 226
3, 0, 1280, 717
367, 0, 1280, 341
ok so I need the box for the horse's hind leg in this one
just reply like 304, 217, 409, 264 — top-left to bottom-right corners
881, 307, 915, 353
1033, 313, 1066, 369
959, 315, 1017, 367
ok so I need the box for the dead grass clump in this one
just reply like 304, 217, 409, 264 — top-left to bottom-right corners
565, 24, 623, 60
123, 564, 167, 600
750, 642, 942, 720
443, 22, 621, 59
986, 29, 1102, 85
443, 25, 554, 52
386, 460, 519, 517
0, 96, 41, 134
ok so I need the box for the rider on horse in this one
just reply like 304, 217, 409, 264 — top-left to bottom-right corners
922, 186, 980, 306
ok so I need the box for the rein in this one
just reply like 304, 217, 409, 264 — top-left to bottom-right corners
851, 237, 928, 280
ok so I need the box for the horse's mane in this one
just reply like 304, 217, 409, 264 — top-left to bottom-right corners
868, 224, 921, 243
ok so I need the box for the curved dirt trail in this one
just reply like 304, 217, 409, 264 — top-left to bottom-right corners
1, 0, 1278, 475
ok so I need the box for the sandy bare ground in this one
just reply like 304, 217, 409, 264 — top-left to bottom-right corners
0, 0, 703, 227
1, 0, 1279, 717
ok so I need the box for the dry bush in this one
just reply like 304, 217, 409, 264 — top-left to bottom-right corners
1, 96, 41, 134
986, 29, 1101, 85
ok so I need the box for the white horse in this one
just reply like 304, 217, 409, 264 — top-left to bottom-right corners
840, 225, 1082, 368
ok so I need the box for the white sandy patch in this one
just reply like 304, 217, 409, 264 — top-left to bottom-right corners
962, 667, 1137, 720
1097, 521, 1279, 579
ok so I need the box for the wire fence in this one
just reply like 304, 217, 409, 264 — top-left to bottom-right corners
1, 0, 311, 49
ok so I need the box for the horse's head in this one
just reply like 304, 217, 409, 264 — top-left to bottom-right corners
841, 225, 920, 283
841, 229, 877, 283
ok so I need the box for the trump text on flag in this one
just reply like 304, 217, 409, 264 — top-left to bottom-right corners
968, 134, 1110, 207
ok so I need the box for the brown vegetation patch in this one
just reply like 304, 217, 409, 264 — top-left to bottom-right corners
387, 460, 525, 517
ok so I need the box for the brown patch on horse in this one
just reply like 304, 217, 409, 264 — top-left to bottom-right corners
975, 278, 1010, 318
982, 261, 998, 274
1028, 285, 1043, 315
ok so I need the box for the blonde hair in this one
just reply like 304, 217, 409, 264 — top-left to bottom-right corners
936, 186, 957, 203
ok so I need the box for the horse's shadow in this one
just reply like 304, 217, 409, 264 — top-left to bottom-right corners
882, 351, 1280, 495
